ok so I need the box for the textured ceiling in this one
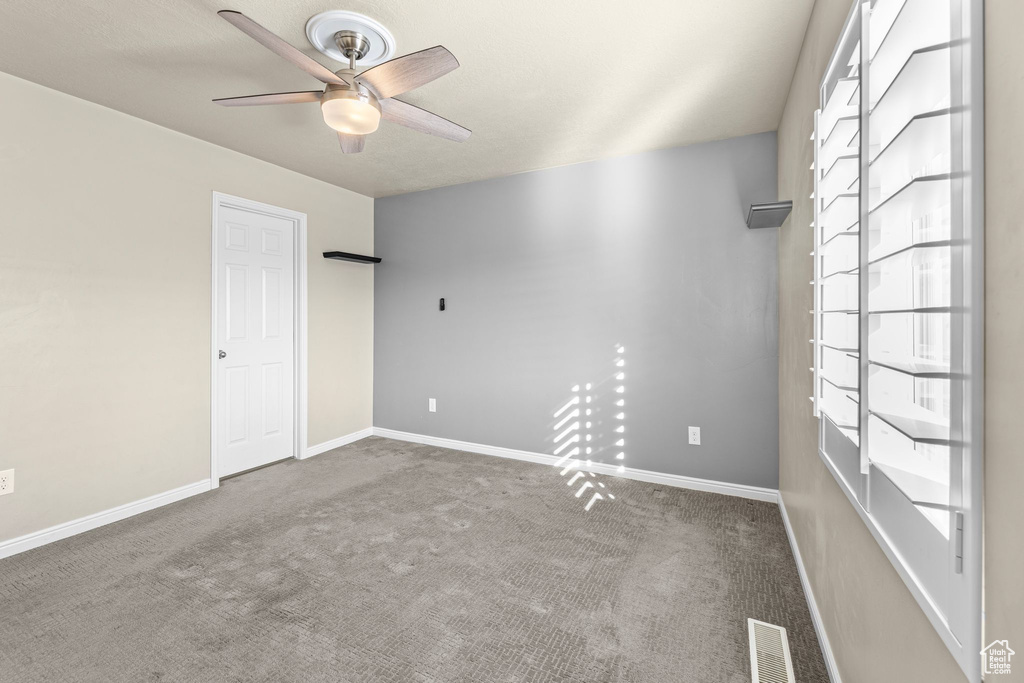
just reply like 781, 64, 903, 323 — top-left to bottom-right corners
0, 0, 815, 197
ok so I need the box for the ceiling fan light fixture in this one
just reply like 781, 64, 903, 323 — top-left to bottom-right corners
320, 84, 381, 135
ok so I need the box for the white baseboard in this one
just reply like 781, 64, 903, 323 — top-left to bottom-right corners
371, 427, 778, 503
0, 479, 212, 560
303, 427, 374, 459
778, 494, 842, 683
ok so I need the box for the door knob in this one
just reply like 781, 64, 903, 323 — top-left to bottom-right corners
218, 350, 226, 359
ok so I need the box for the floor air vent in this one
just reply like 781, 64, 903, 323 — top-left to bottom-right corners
748, 619, 796, 683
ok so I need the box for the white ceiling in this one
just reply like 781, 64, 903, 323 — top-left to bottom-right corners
0, 0, 815, 197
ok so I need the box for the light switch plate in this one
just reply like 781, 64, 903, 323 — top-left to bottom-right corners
0, 469, 13, 496
429, 398, 436, 413
688, 427, 701, 446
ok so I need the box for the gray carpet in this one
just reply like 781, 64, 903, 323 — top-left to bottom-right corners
0, 437, 828, 682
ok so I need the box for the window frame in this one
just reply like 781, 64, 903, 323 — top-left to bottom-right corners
810, 1, 984, 680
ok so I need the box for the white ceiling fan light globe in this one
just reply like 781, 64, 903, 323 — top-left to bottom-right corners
320, 85, 381, 135
322, 98, 380, 134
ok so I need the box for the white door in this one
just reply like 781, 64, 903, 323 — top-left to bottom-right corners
215, 204, 295, 478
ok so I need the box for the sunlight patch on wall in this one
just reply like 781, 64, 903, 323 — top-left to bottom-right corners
547, 345, 627, 511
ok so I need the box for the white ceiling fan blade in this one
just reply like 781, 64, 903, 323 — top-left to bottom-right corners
380, 98, 471, 142
356, 46, 458, 99
338, 133, 365, 154
217, 10, 348, 86
213, 91, 322, 106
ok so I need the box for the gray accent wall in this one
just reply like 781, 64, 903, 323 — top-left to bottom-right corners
374, 132, 779, 489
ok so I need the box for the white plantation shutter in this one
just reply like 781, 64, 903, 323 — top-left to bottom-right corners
813, 4, 863, 486
810, 1, 983, 680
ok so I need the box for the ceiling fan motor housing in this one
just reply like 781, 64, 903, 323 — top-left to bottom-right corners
322, 82, 379, 107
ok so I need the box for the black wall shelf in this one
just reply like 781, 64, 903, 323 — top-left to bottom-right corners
323, 251, 381, 264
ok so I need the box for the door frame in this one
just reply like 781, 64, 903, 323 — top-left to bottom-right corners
210, 191, 308, 487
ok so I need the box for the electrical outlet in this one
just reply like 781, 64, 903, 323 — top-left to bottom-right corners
0, 469, 13, 496
688, 427, 701, 446
429, 398, 436, 413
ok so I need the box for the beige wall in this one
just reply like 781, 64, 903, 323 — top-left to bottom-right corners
0, 72, 374, 543
778, 1, 1023, 682
983, 0, 1024, 671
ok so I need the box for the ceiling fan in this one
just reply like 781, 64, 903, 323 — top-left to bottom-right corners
213, 10, 471, 154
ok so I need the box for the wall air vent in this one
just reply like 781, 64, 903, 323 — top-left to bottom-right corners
746, 201, 793, 229
748, 618, 796, 683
